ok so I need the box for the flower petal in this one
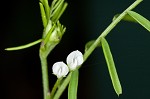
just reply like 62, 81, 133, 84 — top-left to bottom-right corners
52, 61, 69, 78
66, 50, 84, 70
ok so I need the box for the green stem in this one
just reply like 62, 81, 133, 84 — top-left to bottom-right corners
53, 72, 72, 99
53, 1, 143, 98
39, 0, 143, 99
83, 0, 143, 61
39, 51, 50, 99
50, 78, 63, 99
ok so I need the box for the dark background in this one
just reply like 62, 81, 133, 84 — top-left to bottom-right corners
1, 0, 150, 99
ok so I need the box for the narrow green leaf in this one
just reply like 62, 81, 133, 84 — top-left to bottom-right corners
85, 40, 101, 52
113, 14, 137, 23
51, 0, 63, 11
39, 2, 47, 28
68, 70, 79, 99
127, 11, 150, 32
51, 0, 65, 22
5, 39, 42, 51
43, 0, 50, 20
54, 2, 68, 22
101, 37, 122, 96
50, 0, 68, 22
39, 0, 43, 3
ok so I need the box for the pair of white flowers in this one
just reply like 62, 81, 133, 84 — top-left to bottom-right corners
52, 50, 84, 78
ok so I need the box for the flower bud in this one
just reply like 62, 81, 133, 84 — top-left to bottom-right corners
52, 62, 69, 78
49, 27, 60, 42
66, 50, 84, 70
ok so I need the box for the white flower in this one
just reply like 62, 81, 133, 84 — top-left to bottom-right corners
52, 50, 83, 78
52, 62, 69, 78
66, 50, 84, 70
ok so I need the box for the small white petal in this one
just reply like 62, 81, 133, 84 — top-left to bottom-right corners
52, 62, 69, 78
66, 50, 84, 70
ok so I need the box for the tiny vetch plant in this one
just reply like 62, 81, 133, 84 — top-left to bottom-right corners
5, 0, 150, 99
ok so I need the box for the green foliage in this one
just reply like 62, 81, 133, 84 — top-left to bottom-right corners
101, 37, 122, 96
39, 2, 47, 27
5, 0, 150, 99
113, 14, 137, 23
127, 11, 150, 32
113, 11, 150, 32
5, 39, 42, 51
53, 73, 72, 99
68, 70, 79, 99
50, 0, 68, 22
85, 40, 101, 52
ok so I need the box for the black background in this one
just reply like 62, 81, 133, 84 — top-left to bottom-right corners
1, 0, 150, 99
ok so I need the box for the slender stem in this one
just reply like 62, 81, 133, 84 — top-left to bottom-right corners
83, 0, 143, 61
53, 72, 72, 99
40, 51, 50, 99
39, 42, 59, 99
39, 0, 143, 99
100, 0, 143, 38
50, 78, 63, 99
52, 1, 143, 98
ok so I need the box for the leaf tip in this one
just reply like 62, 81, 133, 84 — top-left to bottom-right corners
4, 48, 9, 51
4, 48, 14, 51
117, 92, 122, 97
116, 87, 122, 97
